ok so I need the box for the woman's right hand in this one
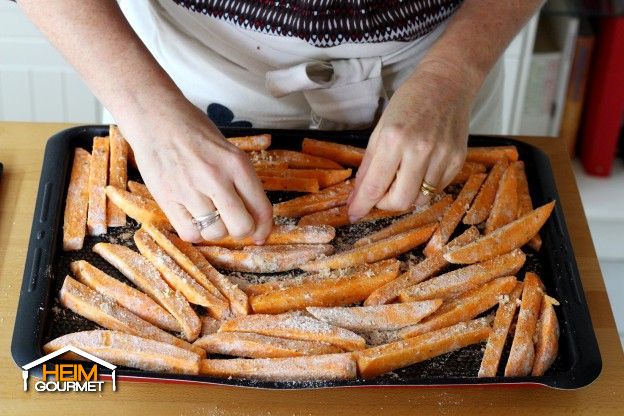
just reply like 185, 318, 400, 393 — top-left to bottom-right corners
118, 97, 273, 244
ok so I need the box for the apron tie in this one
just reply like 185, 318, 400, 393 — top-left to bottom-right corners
265, 57, 385, 129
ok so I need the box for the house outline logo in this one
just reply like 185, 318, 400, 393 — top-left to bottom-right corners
21, 345, 117, 392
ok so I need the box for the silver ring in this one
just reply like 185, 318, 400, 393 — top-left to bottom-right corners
191, 211, 221, 231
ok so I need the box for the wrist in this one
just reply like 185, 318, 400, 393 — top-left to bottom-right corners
413, 57, 484, 100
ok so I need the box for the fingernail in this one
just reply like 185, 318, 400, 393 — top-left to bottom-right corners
254, 239, 266, 245
348, 215, 361, 224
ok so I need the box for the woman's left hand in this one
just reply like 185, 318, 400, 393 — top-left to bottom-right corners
347, 63, 477, 222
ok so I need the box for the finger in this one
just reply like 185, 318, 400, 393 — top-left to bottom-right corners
414, 150, 449, 208
348, 122, 384, 205
183, 191, 228, 241
210, 182, 256, 239
347, 145, 401, 222
233, 169, 274, 244
158, 200, 203, 243
376, 149, 431, 211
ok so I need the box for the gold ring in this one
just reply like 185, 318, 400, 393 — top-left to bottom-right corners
420, 181, 438, 197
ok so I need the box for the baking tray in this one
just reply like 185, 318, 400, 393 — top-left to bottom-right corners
11, 125, 601, 389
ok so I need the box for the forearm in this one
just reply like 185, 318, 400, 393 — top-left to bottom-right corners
16, 0, 184, 132
411, 0, 544, 96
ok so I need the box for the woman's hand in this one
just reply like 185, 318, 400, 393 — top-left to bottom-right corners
347, 62, 477, 222
119, 97, 273, 243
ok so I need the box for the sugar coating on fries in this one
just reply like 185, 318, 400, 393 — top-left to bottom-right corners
86, 136, 109, 236
44, 330, 201, 375
200, 353, 357, 381
355, 316, 493, 379
400, 249, 525, 302
56, 137, 561, 382
92, 242, 201, 342
199, 244, 333, 273
70, 260, 181, 333
219, 313, 366, 351
63, 148, 91, 251
108, 125, 128, 227
444, 201, 555, 264
301, 223, 437, 271
59, 275, 203, 356
249, 260, 400, 314
197, 223, 336, 248
307, 300, 442, 332
193, 332, 342, 358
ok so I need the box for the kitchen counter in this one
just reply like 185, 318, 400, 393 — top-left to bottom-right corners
0, 122, 622, 416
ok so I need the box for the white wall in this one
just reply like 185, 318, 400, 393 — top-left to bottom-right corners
0, 1, 101, 123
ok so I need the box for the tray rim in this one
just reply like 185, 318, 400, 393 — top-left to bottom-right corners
10, 125, 602, 390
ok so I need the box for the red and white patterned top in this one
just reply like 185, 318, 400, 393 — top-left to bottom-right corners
171, 0, 463, 47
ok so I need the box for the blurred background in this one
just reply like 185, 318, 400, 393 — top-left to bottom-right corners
1, 0, 623, 347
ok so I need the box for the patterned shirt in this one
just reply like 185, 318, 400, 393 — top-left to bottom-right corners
171, 0, 463, 47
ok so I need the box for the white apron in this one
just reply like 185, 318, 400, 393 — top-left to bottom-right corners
114, 0, 504, 133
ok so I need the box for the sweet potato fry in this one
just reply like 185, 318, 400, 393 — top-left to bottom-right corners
399, 276, 517, 339
200, 315, 222, 336
259, 175, 320, 192
244, 272, 326, 297
353, 196, 452, 247
514, 161, 543, 251
69, 260, 180, 333
250, 149, 343, 169
463, 158, 509, 225
87, 136, 109, 236
105, 185, 170, 228
255, 167, 352, 189
423, 174, 486, 257
200, 353, 357, 381
364, 226, 480, 306
63, 148, 91, 251
199, 244, 333, 273
484, 163, 518, 234
505, 272, 545, 377
108, 125, 128, 227
532, 294, 560, 376
449, 162, 487, 185
59, 275, 204, 356
127, 180, 153, 200
273, 180, 353, 217
219, 313, 366, 351
298, 205, 407, 227
400, 249, 525, 302
354, 316, 492, 379
197, 224, 336, 248
252, 161, 289, 170
227, 134, 271, 151
307, 300, 442, 332
444, 201, 555, 264
141, 223, 224, 300
301, 138, 365, 167
193, 332, 342, 358
92, 242, 201, 342
163, 229, 249, 316
478, 281, 523, 377
44, 330, 201, 375
134, 229, 229, 319
466, 145, 519, 166
301, 223, 436, 271
249, 260, 400, 314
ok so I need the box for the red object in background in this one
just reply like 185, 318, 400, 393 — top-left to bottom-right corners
580, 17, 624, 177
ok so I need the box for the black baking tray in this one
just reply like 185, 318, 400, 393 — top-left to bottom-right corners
11, 125, 601, 390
